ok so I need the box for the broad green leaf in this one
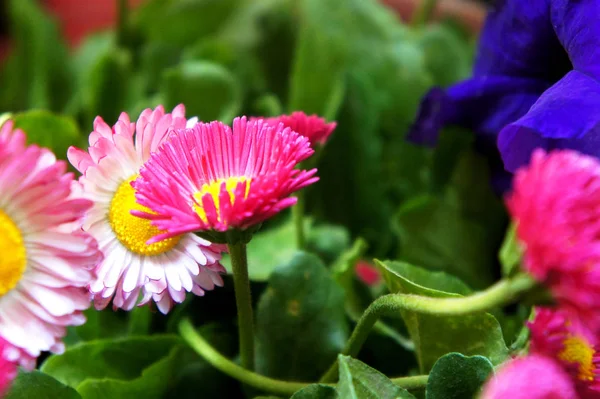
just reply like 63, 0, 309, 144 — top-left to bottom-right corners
161, 61, 242, 123
221, 218, 307, 281
67, 308, 129, 343
337, 355, 416, 399
83, 48, 132, 126
290, 384, 338, 399
6, 370, 81, 399
394, 195, 495, 288
41, 335, 181, 388
134, 0, 239, 46
500, 223, 523, 277
255, 252, 349, 380
307, 223, 351, 265
416, 23, 472, 87
75, 346, 182, 399
288, 0, 348, 117
378, 260, 509, 372
1, 0, 73, 112
11, 111, 80, 159
425, 353, 494, 399
381, 261, 471, 296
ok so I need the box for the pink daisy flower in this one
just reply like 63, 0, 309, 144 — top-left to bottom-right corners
68, 105, 225, 314
529, 307, 600, 397
507, 149, 600, 330
0, 338, 17, 396
259, 112, 337, 147
0, 121, 101, 368
132, 117, 318, 241
481, 355, 577, 399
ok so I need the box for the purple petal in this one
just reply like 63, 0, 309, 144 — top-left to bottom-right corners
498, 70, 600, 172
552, 0, 600, 79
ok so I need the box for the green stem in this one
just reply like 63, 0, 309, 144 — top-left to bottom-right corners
179, 319, 428, 395
117, 0, 129, 48
320, 274, 537, 382
293, 190, 306, 249
228, 241, 255, 370
411, 0, 439, 27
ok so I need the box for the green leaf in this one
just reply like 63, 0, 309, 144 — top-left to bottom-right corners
1, 0, 73, 112
394, 195, 495, 288
337, 356, 416, 399
161, 61, 242, 123
67, 308, 129, 344
288, 0, 348, 118
425, 353, 494, 399
221, 218, 306, 281
307, 223, 351, 265
255, 252, 349, 381
6, 370, 81, 399
378, 260, 509, 372
500, 223, 523, 277
290, 384, 338, 399
134, 0, 239, 47
11, 111, 80, 159
88, 48, 132, 125
41, 335, 181, 391
128, 306, 153, 336
75, 346, 182, 399
416, 23, 472, 87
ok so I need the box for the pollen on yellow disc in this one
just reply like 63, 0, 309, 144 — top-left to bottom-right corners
0, 209, 26, 296
558, 335, 596, 382
109, 176, 180, 256
193, 177, 250, 222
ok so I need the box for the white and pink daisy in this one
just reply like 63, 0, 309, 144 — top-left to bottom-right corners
132, 117, 318, 241
257, 111, 337, 148
0, 121, 101, 368
68, 105, 226, 314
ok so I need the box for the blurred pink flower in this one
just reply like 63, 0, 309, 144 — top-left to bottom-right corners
507, 149, 600, 331
0, 121, 101, 368
355, 260, 382, 286
481, 355, 578, 399
260, 112, 337, 147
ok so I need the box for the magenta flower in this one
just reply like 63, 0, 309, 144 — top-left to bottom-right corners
260, 112, 337, 147
529, 308, 600, 396
132, 117, 318, 241
0, 121, 101, 368
0, 337, 16, 396
68, 105, 225, 314
481, 355, 577, 399
507, 149, 600, 331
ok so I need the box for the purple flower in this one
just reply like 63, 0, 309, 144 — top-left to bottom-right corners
409, 0, 600, 177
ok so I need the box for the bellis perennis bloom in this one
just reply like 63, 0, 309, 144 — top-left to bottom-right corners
260, 112, 337, 148
133, 117, 318, 242
507, 150, 600, 331
0, 338, 17, 396
0, 121, 101, 368
481, 355, 578, 399
529, 308, 600, 397
68, 105, 225, 314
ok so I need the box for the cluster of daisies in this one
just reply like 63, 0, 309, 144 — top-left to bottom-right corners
0, 105, 335, 394
483, 150, 600, 398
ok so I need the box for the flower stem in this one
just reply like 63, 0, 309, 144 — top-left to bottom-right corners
228, 241, 255, 370
411, 0, 438, 27
320, 274, 537, 382
293, 191, 306, 249
179, 319, 428, 395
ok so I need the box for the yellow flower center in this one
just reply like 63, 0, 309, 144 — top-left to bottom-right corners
0, 209, 26, 296
193, 177, 250, 222
558, 335, 596, 382
108, 176, 181, 256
